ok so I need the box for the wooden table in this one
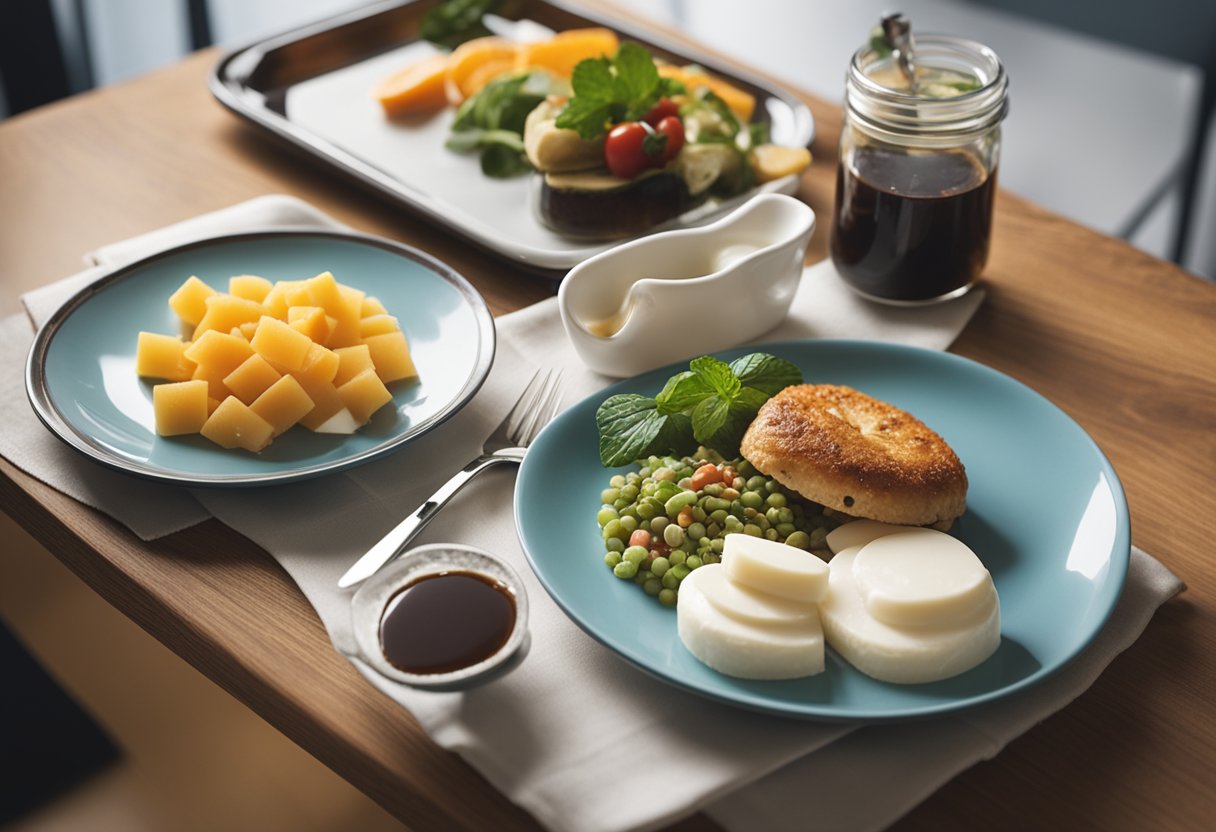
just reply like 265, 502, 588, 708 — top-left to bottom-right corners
2, 10, 1214, 831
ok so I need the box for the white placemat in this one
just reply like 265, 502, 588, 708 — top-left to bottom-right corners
0, 196, 1184, 832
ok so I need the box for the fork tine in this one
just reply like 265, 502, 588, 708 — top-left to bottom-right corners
502, 368, 547, 441
509, 368, 555, 446
517, 368, 563, 447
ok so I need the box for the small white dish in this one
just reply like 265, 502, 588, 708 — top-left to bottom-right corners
558, 194, 816, 377
349, 544, 530, 691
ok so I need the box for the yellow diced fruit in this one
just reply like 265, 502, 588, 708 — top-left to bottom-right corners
200, 396, 275, 452
304, 271, 343, 312
303, 272, 361, 347
294, 343, 339, 385
153, 380, 209, 436
136, 332, 194, 381
229, 327, 248, 340
363, 330, 418, 383
183, 330, 255, 377
333, 344, 375, 387
222, 353, 282, 405
207, 396, 222, 416
168, 276, 216, 327
295, 379, 346, 430
337, 368, 393, 425
238, 321, 258, 340
191, 364, 230, 401
228, 274, 273, 303
361, 296, 387, 317
261, 280, 302, 321
287, 306, 335, 344
358, 314, 400, 339
250, 316, 313, 372
750, 144, 812, 184
250, 375, 314, 436
192, 293, 265, 339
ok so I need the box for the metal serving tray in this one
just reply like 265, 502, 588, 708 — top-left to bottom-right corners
210, 0, 815, 273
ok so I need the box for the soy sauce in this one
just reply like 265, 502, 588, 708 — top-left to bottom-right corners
380, 571, 516, 675
831, 147, 996, 303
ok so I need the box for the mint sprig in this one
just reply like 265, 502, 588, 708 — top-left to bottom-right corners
555, 42, 686, 140
596, 352, 802, 467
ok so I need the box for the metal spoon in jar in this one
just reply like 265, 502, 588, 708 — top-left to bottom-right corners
881, 12, 918, 93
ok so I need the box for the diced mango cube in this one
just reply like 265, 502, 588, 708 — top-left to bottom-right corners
168, 276, 216, 327
136, 332, 194, 381
333, 344, 375, 387
238, 321, 258, 340
153, 379, 209, 436
295, 378, 346, 430
223, 353, 282, 405
228, 274, 273, 303
358, 314, 400, 339
338, 368, 393, 424
207, 396, 222, 416
287, 306, 335, 344
191, 364, 230, 401
184, 330, 255, 377
294, 343, 339, 385
261, 280, 302, 320
200, 396, 275, 452
363, 330, 418, 383
250, 316, 313, 372
192, 293, 265, 339
304, 271, 343, 312
361, 296, 388, 317
250, 375, 314, 436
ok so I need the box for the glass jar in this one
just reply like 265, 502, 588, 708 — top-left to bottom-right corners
830, 35, 1008, 304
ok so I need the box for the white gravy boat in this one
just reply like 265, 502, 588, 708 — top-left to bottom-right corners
558, 193, 816, 377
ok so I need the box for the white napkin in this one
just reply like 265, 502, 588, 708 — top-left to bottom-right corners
0, 196, 1184, 832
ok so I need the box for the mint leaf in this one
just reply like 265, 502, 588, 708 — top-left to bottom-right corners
613, 42, 660, 114
690, 355, 740, 398
569, 55, 616, 100
595, 394, 694, 467
655, 371, 712, 414
556, 43, 673, 140
692, 387, 769, 458
555, 96, 613, 140
729, 353, 802, 395
421, 0, 498, 49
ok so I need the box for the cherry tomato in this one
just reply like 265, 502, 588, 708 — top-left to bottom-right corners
653, 115, 685, 164
604, 122, 651, 179
643, 97, 680, 126
604, 117, 687, 178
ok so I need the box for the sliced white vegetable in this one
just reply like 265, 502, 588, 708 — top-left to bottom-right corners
825, 519, 914, 554
722, 534, 829, 603
820, 546, 1000, 684
677, 565, 825, 680
852, 529, 994, 629
312, 408, 360, 434
689, 563, 817, 627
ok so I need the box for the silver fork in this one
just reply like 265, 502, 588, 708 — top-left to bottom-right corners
337, 368, 564, 589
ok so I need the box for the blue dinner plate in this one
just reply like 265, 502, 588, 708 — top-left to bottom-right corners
26, 229, 494, 486
515, 340, 1130, 721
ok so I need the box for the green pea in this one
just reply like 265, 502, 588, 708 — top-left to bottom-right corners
664, 491, 699, 515
653, 466, 676, 482
605, 537, 625, 553
710, 538, 725, 553
609, 474, 626, 488
650, 557, 670, 577
766, 492, 788, 508
619, 515, 639, 533
602, 519, 623, 540
604, 551, 622, 567
784, 530, 811, 549
658, 588, 677, 606
597, 506, 618, 527
686, 555, 703, 570
745, 475, 766, 492
650, 516, 669, 535
613, 560, 638, 579
644, 578, 662, 596
620, 484, 639, 501
619, 505, 638, 520
691, 506, 707, 523
778, 507, 794, 524
613, 498, 629, 511
664, 524, 685, 547
624, 545, 649, 565
710, 509, 729, 525
737, 460, 755, 477
601, 488, 620, 505
703, 482, 724, 497
669, 550, 687, 566
765, 479, 780, 493
810, 527, 829, 548
703, 553, 720, 565
637, 501, 657, 520
744, 523, 763, 537
765, 528, 779, 541
776, 523, 797, 538
740, 491, 763, 509
670, 564, 691, 580
661, 571, 679, 590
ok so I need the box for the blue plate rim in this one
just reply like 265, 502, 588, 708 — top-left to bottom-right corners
514, 339, 1131, 722
25, 227, 497, 487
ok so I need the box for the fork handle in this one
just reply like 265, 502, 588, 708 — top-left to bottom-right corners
337, 451, 524, 589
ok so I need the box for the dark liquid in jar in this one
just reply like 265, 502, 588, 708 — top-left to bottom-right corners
831, 147, 996, 302
380, 571, 516, 675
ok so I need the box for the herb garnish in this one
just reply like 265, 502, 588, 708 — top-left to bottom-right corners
555, 42, 685, 140
446, 70, 562, 177
421, 0, 499, 49
595, 353, 802, 467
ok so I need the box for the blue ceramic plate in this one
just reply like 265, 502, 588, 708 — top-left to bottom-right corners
515, 341, 1130, 721
26, 230, 495, 486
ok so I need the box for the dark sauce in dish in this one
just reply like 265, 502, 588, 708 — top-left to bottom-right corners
831, 147, 996, 302
380, 571, 516, 675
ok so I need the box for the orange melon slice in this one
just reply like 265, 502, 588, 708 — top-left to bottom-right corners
517, 27, 620, 78
372, 53, 451, 116
444, 36, 522, 103
658, 64, 756, 122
